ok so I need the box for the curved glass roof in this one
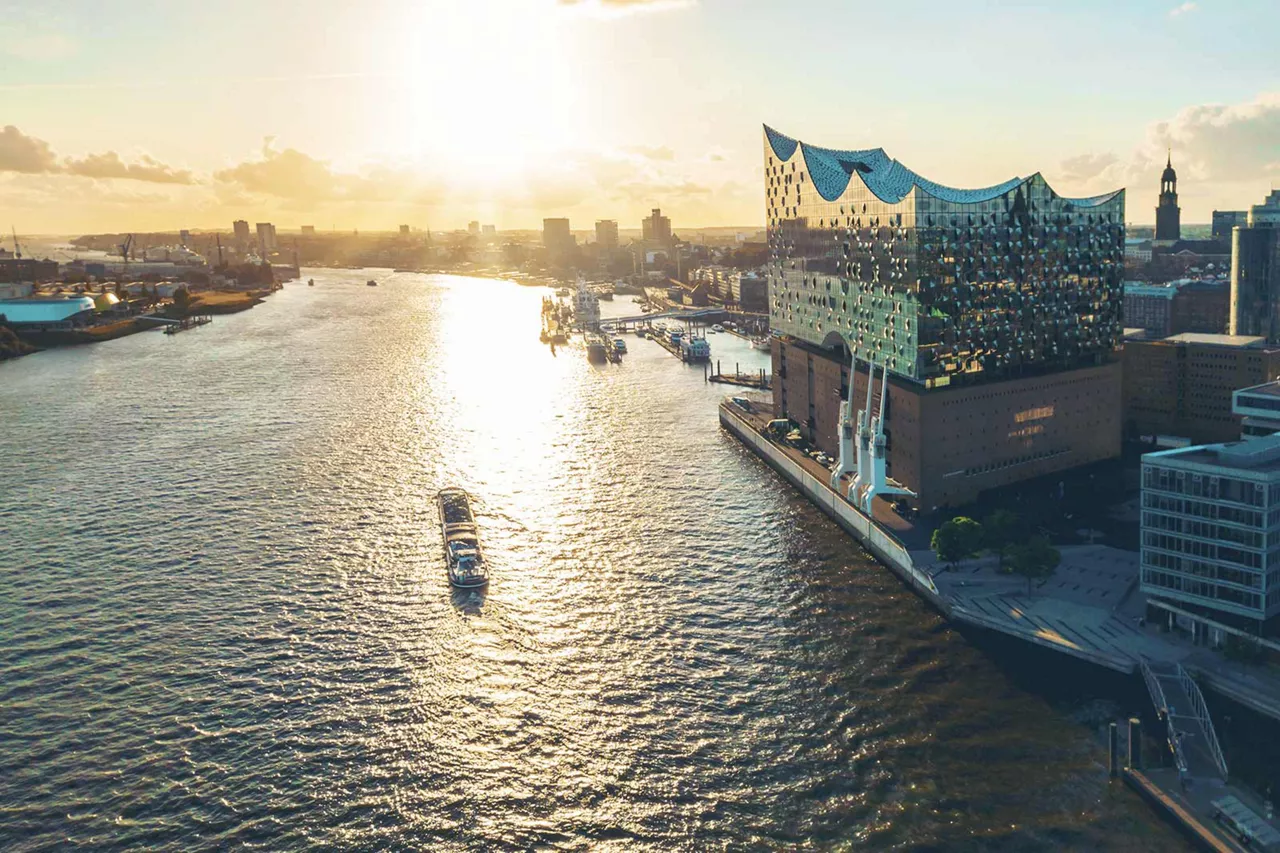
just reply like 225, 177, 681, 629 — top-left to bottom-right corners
766, 125, 1120, 209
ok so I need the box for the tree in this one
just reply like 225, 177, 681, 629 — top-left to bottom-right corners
172, 286, 192, 318
982, 509, 1020, 571
1006, 535, 1060, 596
931, 516, 984, 572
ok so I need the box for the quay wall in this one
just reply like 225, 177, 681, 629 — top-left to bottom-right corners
720, 402, 1137, 675
719, 403, 944, 608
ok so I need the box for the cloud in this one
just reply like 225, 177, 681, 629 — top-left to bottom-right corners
0, 8, 77, 60
213, 139, 443, 206
1059, 152, 1119, 183
0, 125, 60, 173
1056, 91, 1280, 204
1168, 2, 1197, 17
0, 125, 196, 185
65, 151, 195, 184
558, 0, 695, 17
1149, 92, 1280, 182
627, 145, 675, 161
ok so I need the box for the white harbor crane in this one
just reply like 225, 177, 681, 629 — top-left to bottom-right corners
830, 353, 916, 515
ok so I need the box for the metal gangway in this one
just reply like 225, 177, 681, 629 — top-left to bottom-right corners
1140, 655, 1228, 783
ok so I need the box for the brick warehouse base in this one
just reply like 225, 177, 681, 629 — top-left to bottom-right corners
771, 337, 1122, 512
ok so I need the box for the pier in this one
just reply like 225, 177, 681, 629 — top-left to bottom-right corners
156, 315, 212, 335
705, 360, 770, 389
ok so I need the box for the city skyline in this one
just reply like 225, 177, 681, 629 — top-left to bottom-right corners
2, 0, 1278, 233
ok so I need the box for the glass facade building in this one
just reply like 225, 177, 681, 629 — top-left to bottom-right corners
1141, 436, 1280, 628
763, 126, 1126, 388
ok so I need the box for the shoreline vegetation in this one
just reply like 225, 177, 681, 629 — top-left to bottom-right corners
0, 323, 38, 361
5, 287, 274, 360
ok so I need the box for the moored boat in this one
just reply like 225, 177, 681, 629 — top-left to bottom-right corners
437, 488, 489, 588
367, 279, 378, 287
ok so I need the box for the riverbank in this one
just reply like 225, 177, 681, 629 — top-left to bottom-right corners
16, 317, 156, 348
186, 290, 267, 315
0, 324, 38, 360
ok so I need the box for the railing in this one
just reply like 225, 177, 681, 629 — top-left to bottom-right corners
1178, 663, 1229, 780
1140, 656, 1168, 717
1140, 656, 1187, 774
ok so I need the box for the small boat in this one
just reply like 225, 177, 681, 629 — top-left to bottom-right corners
437, 488, 488, 588
586, 336, 608, 364
711, 324, 724, 333
613, 338, 628, 354
751, 337, 772, 351
307, 278, 315, 287
367, 279, 378, 287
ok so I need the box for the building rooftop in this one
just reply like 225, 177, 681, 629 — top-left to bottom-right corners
764, 124, 1123, 207
1237, 381, 1280, 399
1154, 434, 1280, 474
1161, 332, 1269, 348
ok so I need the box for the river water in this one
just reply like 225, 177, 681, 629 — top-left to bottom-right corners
0, 271, 1186, 850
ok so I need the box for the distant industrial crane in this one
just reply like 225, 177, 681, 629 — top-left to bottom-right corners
118, 234, 133, 279
10, 226, 21, 260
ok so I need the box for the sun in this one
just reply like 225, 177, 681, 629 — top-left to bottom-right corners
396, 1, 586, 186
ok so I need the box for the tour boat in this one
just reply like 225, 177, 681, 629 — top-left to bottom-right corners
751, 337, 771, 351
711, 324, 724, 332
613, 338, 628, 354
586, 336, 609, 364
437, 488, 489, 588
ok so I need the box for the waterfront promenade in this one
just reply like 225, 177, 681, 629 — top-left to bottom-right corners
720, 397, 1280, 722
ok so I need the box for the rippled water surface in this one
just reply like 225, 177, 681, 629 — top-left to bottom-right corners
0, 272, 1186, 850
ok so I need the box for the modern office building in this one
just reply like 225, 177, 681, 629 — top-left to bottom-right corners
482, 224, 496, 237
595, 220, 619, 250
542, 218, 574, 262
300, 225, 316, 235
1230, 191, 1280, 343
1154, 153, 1181, 244
1140, 434, 1280, 637
468, 221, 481, 236
1123, 333, 1280, 445
233, 220, 251, 249
399, 224, 411, 236
733, 272, 769, 314
1213, 210, 1249, 240
642, 208, 672, 246
763, 125, 1126, 509
1234, 381, 1280, 439
255, 222, 277, 253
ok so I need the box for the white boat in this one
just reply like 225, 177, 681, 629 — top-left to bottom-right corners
751, 337, 772, 351
437, 488, 488, 588
711, 324, 724, 333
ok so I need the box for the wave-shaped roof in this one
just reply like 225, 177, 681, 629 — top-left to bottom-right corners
765, 125, 1121, 209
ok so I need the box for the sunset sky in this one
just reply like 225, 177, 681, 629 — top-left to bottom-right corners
3, 0, 1278, 234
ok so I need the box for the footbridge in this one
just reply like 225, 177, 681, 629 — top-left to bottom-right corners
600, 308, 726, 330
1140, 656, 1229, 784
